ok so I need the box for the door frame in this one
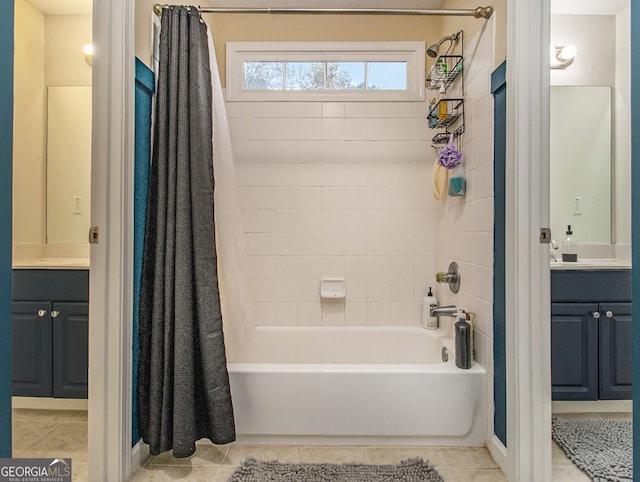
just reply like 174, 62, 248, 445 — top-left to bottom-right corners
87, 0, 136, 479
505, 0, 552, 480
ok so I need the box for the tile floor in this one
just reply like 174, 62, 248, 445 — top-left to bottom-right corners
12, 409, 631, 481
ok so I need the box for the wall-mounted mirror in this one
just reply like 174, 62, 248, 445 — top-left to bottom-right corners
46, 85, 92, 244
550, 85, 611, 244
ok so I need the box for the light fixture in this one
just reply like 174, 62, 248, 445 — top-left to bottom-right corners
550, 44, 577, 69
427, 31, 462, 58
83, 44, 93, 66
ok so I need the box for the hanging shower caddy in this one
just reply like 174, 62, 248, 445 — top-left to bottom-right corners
426, 52, 465, 146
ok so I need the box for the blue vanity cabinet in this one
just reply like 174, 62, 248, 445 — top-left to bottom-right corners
551, 269, 632, 401
551, 302, 599, 400
11, 301, 53, 397
599, 302, 633, 399
11, 270, 89, 399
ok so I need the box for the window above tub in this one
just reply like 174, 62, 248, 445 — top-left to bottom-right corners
225, 41, 425, 102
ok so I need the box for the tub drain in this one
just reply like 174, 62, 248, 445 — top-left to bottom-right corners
441, 346, 449, 362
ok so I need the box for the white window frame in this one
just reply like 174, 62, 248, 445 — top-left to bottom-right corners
226, 41, 425, 102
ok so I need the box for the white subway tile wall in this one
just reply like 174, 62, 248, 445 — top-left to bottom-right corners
433, 17, 496, 444
231, 96, 439, 329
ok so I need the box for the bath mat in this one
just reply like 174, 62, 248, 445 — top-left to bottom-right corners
552, 416, 632, 482
229, 456, 444, 481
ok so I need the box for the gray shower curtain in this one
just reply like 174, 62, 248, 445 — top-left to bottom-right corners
137, 6, 236, 457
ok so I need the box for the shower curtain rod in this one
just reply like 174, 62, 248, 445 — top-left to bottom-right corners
153, 4, 494, 19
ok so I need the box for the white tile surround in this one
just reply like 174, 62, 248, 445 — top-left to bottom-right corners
228, 18, 496, 440
434, 18, 496, 443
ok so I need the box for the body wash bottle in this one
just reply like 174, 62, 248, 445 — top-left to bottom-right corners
422, 287, 438, 329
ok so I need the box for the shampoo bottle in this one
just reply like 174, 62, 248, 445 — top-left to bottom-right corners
438, 85, 448, 120
422, 287, 438, 329
561, 225, 578, 262
455, 312, 473, 369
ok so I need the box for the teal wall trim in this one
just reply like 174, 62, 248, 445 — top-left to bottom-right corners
0, 1, 14, 458
631, 3, 640, 479
133, 58, 154, 446
491, 60, 507, 447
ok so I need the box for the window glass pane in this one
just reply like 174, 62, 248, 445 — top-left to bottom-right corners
243, 61, 284, 90
327, 62, 365, 90
285, 62, 326, 90
367, 62, 407, 90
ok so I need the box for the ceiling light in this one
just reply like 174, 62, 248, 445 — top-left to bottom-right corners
83, 44, 93, 65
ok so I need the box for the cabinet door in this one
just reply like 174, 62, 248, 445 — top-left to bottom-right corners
599, 302, 632, 400
12, 301, 52, 397
551, 302, 599, 400
52, 302, 88, 399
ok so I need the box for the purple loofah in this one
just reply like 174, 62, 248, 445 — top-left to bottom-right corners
438, 134, 463, 169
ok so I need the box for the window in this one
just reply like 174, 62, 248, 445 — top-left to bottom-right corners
226, 42, 425, 101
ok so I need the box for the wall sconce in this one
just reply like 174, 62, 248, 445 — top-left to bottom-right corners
550, 44, 577, 69
83, 44, 93, 66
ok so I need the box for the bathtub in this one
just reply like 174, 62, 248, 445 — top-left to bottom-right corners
227, 326, 487, 446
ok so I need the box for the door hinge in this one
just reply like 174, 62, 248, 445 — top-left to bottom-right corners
540, 227, 551, 244
89, 226, 100, 244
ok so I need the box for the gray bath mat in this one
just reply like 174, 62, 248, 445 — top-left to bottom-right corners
552, 416, 632, 481
229, 457, 444, 481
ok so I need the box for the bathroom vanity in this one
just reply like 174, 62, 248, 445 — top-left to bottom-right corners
551, 262, 632, 401
11, 265, 89, 399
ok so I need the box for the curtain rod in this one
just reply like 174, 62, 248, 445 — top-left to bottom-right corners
153, 4, 494, 19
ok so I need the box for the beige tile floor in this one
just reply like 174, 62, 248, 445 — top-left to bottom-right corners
12, 409, 88, 482
12, 409, 631, 481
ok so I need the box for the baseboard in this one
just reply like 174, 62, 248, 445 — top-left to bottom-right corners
488, 435, 507, 475
552, 400, 632, 413
12, 397, 88, 411
130, 439, 150, 476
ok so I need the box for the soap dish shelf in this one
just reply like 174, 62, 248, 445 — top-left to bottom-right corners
427, 98, 464, 129
426, 55, 463, 91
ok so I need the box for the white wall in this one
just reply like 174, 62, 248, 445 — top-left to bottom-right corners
550, 13, 631, 254
13, 10, 92, 259
550, 15, 615, 86
614, 6, 631, 254
434, 16, 496, 442
12, 0, 46, 251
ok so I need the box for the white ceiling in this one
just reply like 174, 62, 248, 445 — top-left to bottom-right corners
26, 0, 91, 15
551, 0, 628, 15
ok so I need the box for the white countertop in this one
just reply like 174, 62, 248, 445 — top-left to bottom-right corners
550, 258, 631, 270
13, 258, 90, 269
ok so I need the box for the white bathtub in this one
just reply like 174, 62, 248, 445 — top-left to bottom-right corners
227, 326, 487, 446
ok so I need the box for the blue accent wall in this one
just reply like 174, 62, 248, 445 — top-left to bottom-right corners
0, 1, 14, 458
491, 61, 507, 447
132, 58, 154, 446
631, 3, 640, 479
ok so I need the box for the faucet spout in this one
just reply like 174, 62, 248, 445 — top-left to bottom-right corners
430, 305, 457, 318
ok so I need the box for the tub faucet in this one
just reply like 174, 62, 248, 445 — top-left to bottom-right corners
429, 305, 458, 328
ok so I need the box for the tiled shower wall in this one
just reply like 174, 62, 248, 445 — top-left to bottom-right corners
434, 17, 496, 441
229, 101, 438, 326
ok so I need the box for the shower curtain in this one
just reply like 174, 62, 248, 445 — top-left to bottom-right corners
137, 6, 236, 457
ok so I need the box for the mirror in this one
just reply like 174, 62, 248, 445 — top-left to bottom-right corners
46, 86, 92, 244
550, 86, 611, 244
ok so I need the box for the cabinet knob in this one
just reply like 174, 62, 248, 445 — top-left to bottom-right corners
606, 311, 613, 318
51, 310, 59, 318
37, 310, 47, 317
592, 311, 600, 319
